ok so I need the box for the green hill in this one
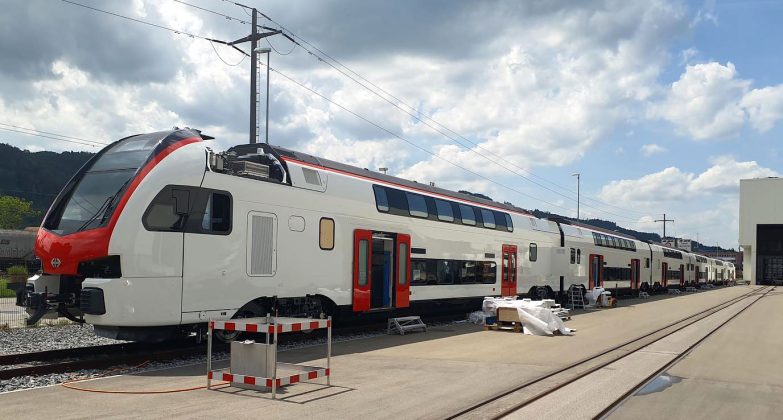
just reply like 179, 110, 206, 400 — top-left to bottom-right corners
0, 143, 93, 226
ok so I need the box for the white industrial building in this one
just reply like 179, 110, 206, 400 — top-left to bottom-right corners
739, 177, 783, 285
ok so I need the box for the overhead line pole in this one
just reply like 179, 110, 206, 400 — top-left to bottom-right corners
572, 173, 580, 220
249, 9, 258, 144
655, 213, 675, 240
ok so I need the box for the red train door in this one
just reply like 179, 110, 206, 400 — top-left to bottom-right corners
631, 259, 640, 289
662, 262, 668, 287
501, 244, 518, 296
353, 230, 372, 312
589, 254, 604, 288
680, 264, 685, 287
395, 234, 411, 308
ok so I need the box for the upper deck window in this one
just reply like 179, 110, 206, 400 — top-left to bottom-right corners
480, 209, 496, 229
406, 193, 428, 218
459, 204, 476, 226
373, 185, 389, 212
435, 199, 454, 222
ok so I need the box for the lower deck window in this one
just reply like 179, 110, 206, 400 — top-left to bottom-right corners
604, 267, 632, 282
411, 259, 496, 285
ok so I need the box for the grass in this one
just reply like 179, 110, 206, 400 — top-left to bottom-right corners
0, 278, 16, 298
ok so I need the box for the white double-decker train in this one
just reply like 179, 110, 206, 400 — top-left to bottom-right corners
19, 129, 734, 341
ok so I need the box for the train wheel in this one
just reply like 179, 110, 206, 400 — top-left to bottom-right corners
213, 309, 259, 343
534, 286, 549, 300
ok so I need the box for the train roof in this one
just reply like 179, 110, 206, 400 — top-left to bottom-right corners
547, 217, 643, 242
267, 144, 535, 217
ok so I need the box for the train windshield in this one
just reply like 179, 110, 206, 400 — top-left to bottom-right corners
45, 133, 165, 235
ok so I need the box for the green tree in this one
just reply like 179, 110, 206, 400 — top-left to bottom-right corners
0, 196, 38, 229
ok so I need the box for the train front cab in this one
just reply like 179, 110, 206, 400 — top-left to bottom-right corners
22, 130, 207, 338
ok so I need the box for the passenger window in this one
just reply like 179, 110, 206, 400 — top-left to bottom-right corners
319, 218, 335, 250
411, 260, 429, 285
479, 209, 495, 229
202, 193, 231, 232
435, 199, 454, 222
504, 214, 513, 232
358, 239, 369, 286
459, 204, 476, 226
645, 258, 650, 268
529, 243, 538, 262
481, 261, 498, 284
406, 193, 428, 218
576, 249, 581, 264
570, 248, 576, 264
373, 186, 389, 212
480, 209, 495, 229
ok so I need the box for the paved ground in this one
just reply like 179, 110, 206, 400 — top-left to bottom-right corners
0, 286, 757, 420
609, 287, 783, 420
507, 286, 766, 419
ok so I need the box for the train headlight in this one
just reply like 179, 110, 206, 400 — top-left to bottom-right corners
77, 255, 122, 278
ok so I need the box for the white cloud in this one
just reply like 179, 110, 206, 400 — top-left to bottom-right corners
679, 47, 699, 65
600, 166, 694, 203
600, 156, 778, 202
641, 143, 667, 156
368, 1, 689, 191
650, 62, 783, 139
599, 157, 778, 247
691, 0, 718, 27
690, 155, 778, 193
740, 85, 783, 132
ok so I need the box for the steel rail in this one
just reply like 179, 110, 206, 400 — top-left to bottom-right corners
444, 286, 767, 420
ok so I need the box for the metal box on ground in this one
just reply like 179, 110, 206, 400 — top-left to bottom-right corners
230, 341, 275, 389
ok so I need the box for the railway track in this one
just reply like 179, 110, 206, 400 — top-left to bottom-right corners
0, 312, 464, 382
0, 340, 219, 381
445, 286, 772, 420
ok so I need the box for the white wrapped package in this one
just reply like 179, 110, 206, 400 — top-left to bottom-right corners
585, 287, 611, 306
482, 297, 574, 336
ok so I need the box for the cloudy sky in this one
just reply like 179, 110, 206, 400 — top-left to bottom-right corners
1, 0, 781, 248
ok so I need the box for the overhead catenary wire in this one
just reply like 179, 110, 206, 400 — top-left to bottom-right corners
60, 0, 652, 222
252, 8, 650, 218
0, 122, 108, 146
59, 0, 578, 214
183, 0, 645, 220
260, 60, 582, 216
209, 40, 246, 66
0, 126, 105, 148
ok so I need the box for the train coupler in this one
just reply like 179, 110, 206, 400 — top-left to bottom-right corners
25, 292, 53, 325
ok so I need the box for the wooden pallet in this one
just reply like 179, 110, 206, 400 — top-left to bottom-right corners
484, 321, 523, 333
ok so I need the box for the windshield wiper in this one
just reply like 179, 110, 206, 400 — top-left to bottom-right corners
75, 178, 133, 232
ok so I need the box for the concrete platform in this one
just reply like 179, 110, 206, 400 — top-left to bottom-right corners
0, 286, 758, 420
609, 288, 783, 420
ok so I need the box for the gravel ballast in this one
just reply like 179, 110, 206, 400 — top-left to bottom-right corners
0, 320, 462, 393
0, 324, 126, 355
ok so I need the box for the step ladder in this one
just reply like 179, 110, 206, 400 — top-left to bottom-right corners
567, 285, 586, 310
388, 316, 427, 335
